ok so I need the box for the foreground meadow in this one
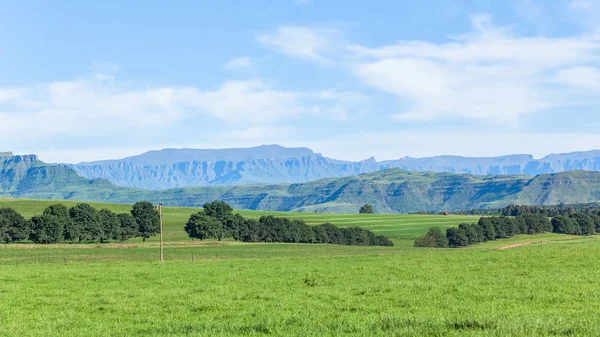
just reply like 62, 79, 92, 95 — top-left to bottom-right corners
2, 238, 600, 336
2, 198, 600, 336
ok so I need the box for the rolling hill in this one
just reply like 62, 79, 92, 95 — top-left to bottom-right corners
4, 152, 600, 213
68, 145, 600, 189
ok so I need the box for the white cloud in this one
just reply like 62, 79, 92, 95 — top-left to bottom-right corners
224, 57, 252, 70
348, 13, 600, 124
257, 26, 339, 62
0, 75, 366, 141
556, 66, 600, 89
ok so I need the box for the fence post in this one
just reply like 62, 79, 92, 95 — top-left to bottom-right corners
192, 254, 194, 262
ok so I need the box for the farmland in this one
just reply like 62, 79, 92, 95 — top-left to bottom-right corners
1, 198, 600, 336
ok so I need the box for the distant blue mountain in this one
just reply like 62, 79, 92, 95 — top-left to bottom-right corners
69, 145, 600, 190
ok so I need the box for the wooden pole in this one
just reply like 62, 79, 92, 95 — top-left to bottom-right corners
159, 203, 164, 262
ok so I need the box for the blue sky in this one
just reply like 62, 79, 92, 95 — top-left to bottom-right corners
1, 0, 600, 163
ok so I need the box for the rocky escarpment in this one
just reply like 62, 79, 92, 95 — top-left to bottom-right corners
71, 146, 600, 189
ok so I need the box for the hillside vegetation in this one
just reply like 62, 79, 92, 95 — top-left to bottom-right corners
4, 155, 600, 213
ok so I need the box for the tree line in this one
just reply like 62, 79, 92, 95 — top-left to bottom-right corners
415, 213, 556, 248
453, 202, 600, 217
185, 201, 394, 246
500, 203, 600, 217
0, 202, 159, 244
416, 210, 600, 248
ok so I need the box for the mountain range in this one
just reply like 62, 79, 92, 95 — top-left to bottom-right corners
4, 151, 600, 214
69, 145, 600, 190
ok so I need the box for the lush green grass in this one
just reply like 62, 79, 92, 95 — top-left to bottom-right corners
1, 237, 600, 336
2, 198, 600, 336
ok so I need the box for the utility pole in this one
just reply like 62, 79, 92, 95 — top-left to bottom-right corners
156, 203, 164, 262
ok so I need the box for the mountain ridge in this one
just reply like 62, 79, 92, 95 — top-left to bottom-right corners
65, 145, 600, 189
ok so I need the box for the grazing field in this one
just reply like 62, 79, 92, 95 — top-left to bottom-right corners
2, 198, 600, 336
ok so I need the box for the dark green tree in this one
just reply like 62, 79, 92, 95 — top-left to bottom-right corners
312, 225, 329, 243
459, 223, 478, 244
222, 213, 245, 239
446, 227, 469, 248
552, 216, 579, 235
319, 223, 345, 245
0, 208, 29, 243
571, 212, 595, 235
117, 213, 138, 242
478, 218, 496, 241
98, 209, 120, 242
591, 214, 600, 233
69, 203, 100, 242
131, 202, 159, 242
202, 201, 233, 222
359, 204, 374, 214
471, 223, 485, 243
30, 214, 63, 244
342, 227, 371, 245
185, 212, 223, 241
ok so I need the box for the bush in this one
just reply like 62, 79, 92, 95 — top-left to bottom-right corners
359, 204, 374, 214
414, 227, 448, 248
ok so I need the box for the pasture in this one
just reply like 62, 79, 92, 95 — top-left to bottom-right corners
1, 198, 600, 336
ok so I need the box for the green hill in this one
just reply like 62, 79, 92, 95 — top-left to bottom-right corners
3, 154, 600, 213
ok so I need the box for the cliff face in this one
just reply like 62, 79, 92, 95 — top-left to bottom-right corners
70, 146, 600, 190
0, 154, 47, 193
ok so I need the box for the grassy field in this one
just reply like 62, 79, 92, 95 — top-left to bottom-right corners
1, 198, 600, 336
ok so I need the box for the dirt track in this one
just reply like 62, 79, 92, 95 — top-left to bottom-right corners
498, 241, 539, 250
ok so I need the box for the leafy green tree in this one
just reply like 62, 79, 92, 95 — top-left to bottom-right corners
295, 219, 315, 243
312, 225, 329, 243
521, 214, 551, 234
342, 227, 371, 245
69, 203, 100, 242
319, 223, 345, 245
44, 204, 70, 222
117, 213, 138, 242
241, 218, 262, 242
202, 201, 233, 222
471, 223, 485, 243
478, 218, 496, 241
30, 214, 63, 244
185, 212, 223, 241
513, 216, 527, 235
446, 227, 469, 248
0, 208, 29, 243
222, 213, 245, 239
414, 227, 448, 248
591, 214, 600, 233
571, 212, 596, 235
459, 223, 478, 244
359, 204, 374, 214
98, 209, 120, 242
552, 216, 579, 235
131, 202, 159, 242
68, 203, 104, 241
